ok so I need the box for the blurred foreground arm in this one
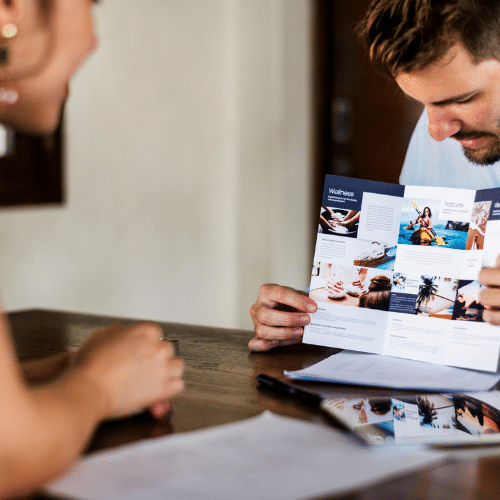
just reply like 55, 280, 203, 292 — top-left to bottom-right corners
0, 317, 184, 499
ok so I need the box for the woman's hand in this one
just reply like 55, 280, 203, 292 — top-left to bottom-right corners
73, 323, 185, 419
326, 277, 345, 294
249, 284, 317, 352
21, 352, 73, 384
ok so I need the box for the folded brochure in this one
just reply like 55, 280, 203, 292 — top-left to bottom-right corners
320, 390, 500, 447
303, 175, 500, 372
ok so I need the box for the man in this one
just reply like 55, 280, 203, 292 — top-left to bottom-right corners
249, 0, 500, 351
357, 0, 500, 189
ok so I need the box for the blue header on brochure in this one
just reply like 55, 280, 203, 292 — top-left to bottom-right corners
322, 175, 405, 211
475, 187, 500, 221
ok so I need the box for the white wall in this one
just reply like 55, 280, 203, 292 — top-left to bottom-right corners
0, 0, 313, 330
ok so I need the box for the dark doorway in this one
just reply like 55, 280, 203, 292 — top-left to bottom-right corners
312, 0, 423, 209
0, 122, 64, 207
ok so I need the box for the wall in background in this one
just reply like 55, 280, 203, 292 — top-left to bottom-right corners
0, 0, 313, 330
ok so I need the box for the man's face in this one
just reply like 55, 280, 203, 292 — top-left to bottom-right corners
396, 43, 500, 165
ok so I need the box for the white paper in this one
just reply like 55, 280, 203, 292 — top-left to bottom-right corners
47, 412, 446, 500
284, 350, 500, 392
305, 175, 500, 372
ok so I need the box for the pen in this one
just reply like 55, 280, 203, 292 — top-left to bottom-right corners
256, 373, 369, 446
256, 373, 323, 407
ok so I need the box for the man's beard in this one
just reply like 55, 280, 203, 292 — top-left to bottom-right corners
455, 131, 500, 166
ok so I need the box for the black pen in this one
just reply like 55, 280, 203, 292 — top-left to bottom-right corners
257, 373, 323, 407
256, 373, 369, 446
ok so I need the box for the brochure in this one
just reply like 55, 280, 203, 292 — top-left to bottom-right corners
303, 175, 500, 372
321, 390, 500, 447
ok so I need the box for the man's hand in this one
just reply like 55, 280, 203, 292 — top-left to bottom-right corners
479, 256, 500, 325
249, 284, 317, 352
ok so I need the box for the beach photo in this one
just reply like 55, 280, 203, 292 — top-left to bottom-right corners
414, 275, 459, 319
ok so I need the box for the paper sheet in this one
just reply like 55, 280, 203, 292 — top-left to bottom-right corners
47, 412, 446, 500
284, 350, 500, 392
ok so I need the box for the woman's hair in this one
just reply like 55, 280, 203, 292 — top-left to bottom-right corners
367, 275, 391, 292
359, 275, 391, 311
423, 207, 432, 217
368, 399, 392, 415
355, 0, 500, 77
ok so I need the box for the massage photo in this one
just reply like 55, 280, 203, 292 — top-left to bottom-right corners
318, 206, 360, 236
309, 262, 392, 311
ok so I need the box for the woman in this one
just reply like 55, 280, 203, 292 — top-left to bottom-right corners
0, 1, 184, 497
410, 206, 433, 245
358, 275, 391, 311
416, 207, 432, 229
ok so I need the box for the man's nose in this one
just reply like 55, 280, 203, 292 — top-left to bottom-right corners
426, 106, 462, 141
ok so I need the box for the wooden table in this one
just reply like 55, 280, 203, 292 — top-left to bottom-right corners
8, 308, 500, 500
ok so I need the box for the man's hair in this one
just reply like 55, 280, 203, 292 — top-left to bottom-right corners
355, 0, 500, 77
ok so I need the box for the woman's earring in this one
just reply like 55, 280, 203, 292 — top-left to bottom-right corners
0, 23, 16, 66
0, 22, 18, 104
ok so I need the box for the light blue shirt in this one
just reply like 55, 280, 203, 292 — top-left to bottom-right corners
399, 111, 500, 189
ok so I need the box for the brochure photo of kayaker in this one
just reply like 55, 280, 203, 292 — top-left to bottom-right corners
451, 280, 485, 322
398, 198, 468, 249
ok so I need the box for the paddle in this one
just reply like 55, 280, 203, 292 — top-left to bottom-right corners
409, 200, 446, 245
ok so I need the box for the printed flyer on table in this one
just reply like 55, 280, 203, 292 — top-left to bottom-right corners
303, 175, 500, 372
321, 390, 500, 446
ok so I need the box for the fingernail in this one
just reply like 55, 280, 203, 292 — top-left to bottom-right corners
307, 304, 317, 313
300, 315, 310, 326
293, 328, 304, 336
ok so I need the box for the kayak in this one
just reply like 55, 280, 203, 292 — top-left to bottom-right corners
410, 227, 434, 245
